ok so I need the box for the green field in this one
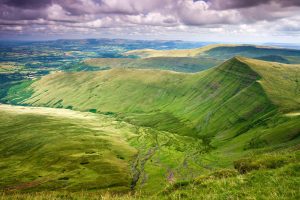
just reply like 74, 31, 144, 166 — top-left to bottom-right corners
1, 55, 300, 199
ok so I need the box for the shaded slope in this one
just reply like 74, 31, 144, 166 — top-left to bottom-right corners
205, 45, 300, 60
255, 55, 290, 64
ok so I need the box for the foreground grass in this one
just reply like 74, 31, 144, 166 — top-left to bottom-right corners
1, 157, 299, 199
0, 191, 138, 200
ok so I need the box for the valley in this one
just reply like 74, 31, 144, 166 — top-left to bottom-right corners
0, 41, 299, 199
1, 0, 300, 198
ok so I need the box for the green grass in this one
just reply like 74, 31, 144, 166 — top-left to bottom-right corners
0, 105, 137, 192
124, 44, 241, 58
1, 56, 300, 198
84, 57, 221, 73
2, 79, 34, 105
0, 105, 216, 194
161, 150, 300, 200
124, 44, 300, 65
1, 151, 299, 199
255, 55, 291, 64
8, 57, 299, 137
5, 57, 299, 152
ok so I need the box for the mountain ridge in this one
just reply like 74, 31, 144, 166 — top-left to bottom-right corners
124, 44, 299, 58
1, 56, 299, 197
4, 57, 298, 142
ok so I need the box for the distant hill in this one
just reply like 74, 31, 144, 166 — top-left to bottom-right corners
82, 44, 300, 73
122, 44, 300, 68
124, 44, 237, 58
125, 44, 300, 59
84, 56, 221, 73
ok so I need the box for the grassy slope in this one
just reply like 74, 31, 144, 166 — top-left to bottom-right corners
123, 44, 238, 58
82, 44, 300, 73
1, 148, 300, 199
0, 104, 218, 194
5, 57, 300, 151
125, 44, 300, 58
205, 46, 300, 60
239, 57, 300, 111
162, 149, 300, 200
0, 104, 137, 192
84, 57, 221, 73
255, 55, 291, 64
1, 57, 300, 198
125, 44, 300, 66
10, 57, 298, 130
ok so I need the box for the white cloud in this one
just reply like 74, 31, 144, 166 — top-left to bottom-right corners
0, 0, 300, 42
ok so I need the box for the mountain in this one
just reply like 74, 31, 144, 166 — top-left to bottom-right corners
4, 56, 300, 147
1, 57, 299, 198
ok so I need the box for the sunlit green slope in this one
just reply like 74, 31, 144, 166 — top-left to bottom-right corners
5, 57, 300, 145
0, 104, 227, 193
83, 44, 300, 73
84, 56, 220, 73
0, 104, 137, 191
125, 44, 300, 60
1, 57, 300, 198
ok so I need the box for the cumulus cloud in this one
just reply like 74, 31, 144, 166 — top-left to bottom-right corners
0, 0, 299, 41
210, 0, 300, 10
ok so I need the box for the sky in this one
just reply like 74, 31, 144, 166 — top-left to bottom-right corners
0, 0, 300, 43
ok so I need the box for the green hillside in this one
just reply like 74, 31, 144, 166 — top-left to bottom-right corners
7, 57, 299, 134
84, 57, 221, 73
3, 57, 300, 152
123, 44, 300, 68
123, 44, 236, 58
0, 104, 214, 193
205, 45, 300, 60
1, 57, 300, 199
81, 44, 300, 74
0, 104, 137, 192
255, 55, 290, 63
125, 44, 300, 59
